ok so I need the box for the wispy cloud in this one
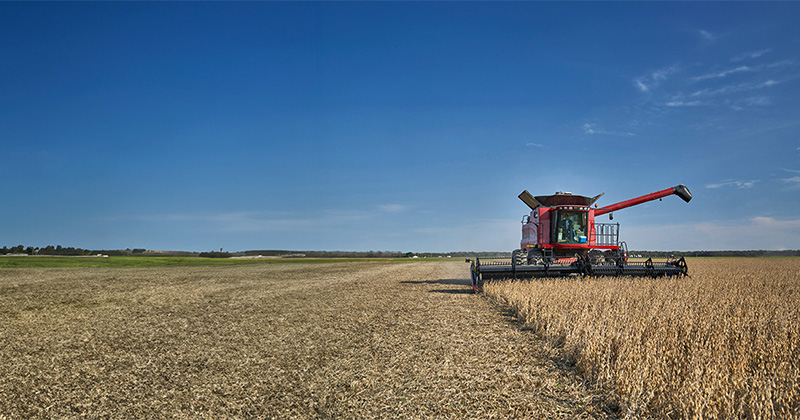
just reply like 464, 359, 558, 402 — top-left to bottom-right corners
782, 176, 800, 189
633, 47, 795, 112
634, 64, 680, 92
377, 203, 407, 213
767, 60, 794, 69
740, 96, 771, 106
780, 169, 800, 189
582, 123, 634, 137
665, 100, 703, 107
750, 216, 800, 229
692, 65, 753, 81
526, 142, 543, 147
691, 79, 782, 98
705, 180, 757, 189
732, 48, 771, 62
699, 30, 716, 41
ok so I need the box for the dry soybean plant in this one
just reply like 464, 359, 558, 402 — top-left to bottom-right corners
484, 258, 800, 419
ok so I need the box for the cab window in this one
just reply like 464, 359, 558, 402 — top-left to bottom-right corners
555, 210, 588, 244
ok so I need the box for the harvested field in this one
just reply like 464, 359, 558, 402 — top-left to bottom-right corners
485, 258, 800, 419
0, 261, 612, 419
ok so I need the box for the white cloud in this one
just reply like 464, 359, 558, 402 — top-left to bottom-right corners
781, 176, 800, 189
526, 142, 543, 147
705, 180, 757, 189
699, 30, 715, 41
637, 55, 794, 112
750, 216, 800, 228
634, 64, 680, 93
377, 204, 407, 213
767, 60, 794, 68
583, 123, 635, 137
652, 67, 676, 82
732, 48, 771, 62
691, 79, 782, 98
740, 96, 771, 106
692, 65, 753, 81
665, 100, 703, 107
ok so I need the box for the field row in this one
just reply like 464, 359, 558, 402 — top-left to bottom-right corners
485, 258, 800, 418
0, 261, 611, 419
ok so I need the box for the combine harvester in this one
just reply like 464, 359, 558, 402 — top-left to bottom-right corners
471, 185, 692, 292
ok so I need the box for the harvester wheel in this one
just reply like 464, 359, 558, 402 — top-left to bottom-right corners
674, 256, 689, 277
528, 249, 545, 265
512, 249, 527, 266
645, 257, 655, 277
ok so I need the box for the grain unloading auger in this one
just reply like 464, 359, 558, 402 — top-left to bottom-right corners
470, 185, 692, 292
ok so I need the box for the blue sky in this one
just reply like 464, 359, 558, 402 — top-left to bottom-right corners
1, 2, 799, 252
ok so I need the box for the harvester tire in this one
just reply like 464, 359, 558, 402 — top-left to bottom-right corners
512, 249, 527, 266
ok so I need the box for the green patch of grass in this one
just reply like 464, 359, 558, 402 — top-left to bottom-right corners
0, 256, 444, 268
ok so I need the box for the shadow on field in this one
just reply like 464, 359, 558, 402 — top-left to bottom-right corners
400, 278, 470, 286
400, 278, 474, 294
429, 288, 473, 295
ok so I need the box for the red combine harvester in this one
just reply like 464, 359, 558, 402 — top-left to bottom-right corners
470, 185, 692, 292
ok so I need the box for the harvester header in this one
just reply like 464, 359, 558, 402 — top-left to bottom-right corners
470, 184, 693, 292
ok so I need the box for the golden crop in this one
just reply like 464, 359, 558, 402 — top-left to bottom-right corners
484, 258, 800, 419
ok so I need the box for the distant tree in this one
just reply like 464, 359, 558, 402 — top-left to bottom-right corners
199, 251, 231, 258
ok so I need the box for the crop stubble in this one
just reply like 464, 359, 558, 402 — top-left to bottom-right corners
0, 261, 609, 419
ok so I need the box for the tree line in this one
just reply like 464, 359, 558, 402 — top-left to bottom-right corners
2, 245, 798, 258
0, 246, 165, 256
0, 245, 94, 256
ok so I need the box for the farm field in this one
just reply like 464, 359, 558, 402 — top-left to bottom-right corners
0, 260, 611, 419
485, 258, 800, 419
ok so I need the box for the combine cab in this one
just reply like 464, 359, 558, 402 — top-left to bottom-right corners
471, 185, 692, 292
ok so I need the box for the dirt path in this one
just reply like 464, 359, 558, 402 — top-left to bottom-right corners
0, 261, 613, 419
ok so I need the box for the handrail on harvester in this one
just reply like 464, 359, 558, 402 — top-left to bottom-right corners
594, 185, 692, 216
